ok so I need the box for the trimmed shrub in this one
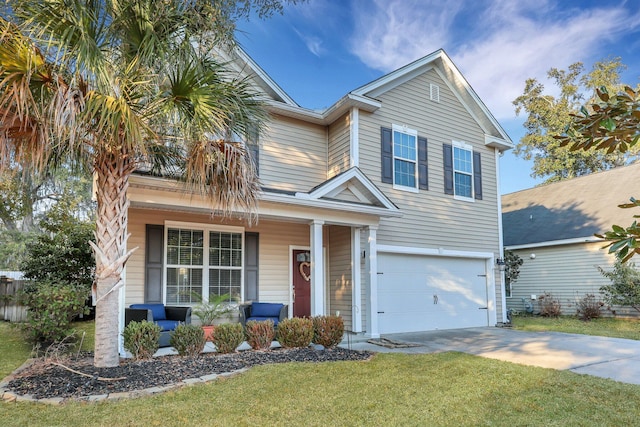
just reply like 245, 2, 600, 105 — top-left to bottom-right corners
211, 322, 244, 354
245, 320, 275, 351
20, 281, 89, 344
277, 317, 314, 348
312, 315, 344, 348
122, 320, 161, 360
539, 292, 562, 317
170, 323, 206, 357
576, 294, 604, 321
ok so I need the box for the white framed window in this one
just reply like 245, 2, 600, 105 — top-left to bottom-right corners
452, 141, 473, 200
165, 222, 244, 305
392, 124, 418, 191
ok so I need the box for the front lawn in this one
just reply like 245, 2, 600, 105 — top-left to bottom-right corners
512, 315, 640, 340
3, 321, 640, 426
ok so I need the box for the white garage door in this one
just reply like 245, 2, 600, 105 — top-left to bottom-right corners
378, 253, 489, 334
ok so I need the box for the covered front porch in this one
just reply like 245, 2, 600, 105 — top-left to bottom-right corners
120, 169, 400, 349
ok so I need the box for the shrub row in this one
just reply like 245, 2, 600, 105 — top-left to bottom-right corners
123, 314, 344, 359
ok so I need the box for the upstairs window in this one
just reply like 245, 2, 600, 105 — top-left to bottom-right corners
393, 125, 418, 190
381, 126, 428, 191
453, 143, 473, 198
443, 142, 483, 201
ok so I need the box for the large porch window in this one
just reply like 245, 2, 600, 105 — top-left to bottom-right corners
165, 223, 243, 305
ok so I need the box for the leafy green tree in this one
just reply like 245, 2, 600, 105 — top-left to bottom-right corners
504, 250, 523, 298
560, 85, 640, 261
0, 228, 36, 270
513, 59, 638, 184
0, 0, 298, 367
598, 261, 640, 314
21, 214, 95, 290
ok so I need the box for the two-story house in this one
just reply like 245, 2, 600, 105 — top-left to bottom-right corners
122, 48, 513, 345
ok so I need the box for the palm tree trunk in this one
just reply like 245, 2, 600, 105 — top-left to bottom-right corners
92, 152, 136, 368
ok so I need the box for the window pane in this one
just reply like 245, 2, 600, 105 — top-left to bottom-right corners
192, 231, 203, 247
454, 172, 472, 197
167, 247, 178, 264
179, 248, 192, 265
394, 159, 416, 188
231, 249, 242, 267
209, 248, 220, 266
454, 147, 472, 173
167, 229, 180, 246
192, 248, 203, 265
179, 230, 192, 247
166, 267, 202, 304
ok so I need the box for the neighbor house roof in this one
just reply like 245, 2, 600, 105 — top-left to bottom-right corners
502, 162, 640, 247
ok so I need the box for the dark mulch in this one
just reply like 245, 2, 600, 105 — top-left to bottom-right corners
6, 347, 373, 400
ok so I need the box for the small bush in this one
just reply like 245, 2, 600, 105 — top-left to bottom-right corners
122, 320, 161, 360
21, 281, 89, 344
245, 320, 275, 350
277, 317, 314, 348
576, 294, 604, 321
211, 322, 244, 354
312, 315, 344, 348
539, 292, 562, 317
170, 323, 205, 357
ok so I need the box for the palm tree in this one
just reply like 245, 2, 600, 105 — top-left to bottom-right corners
0, 0, 267, 367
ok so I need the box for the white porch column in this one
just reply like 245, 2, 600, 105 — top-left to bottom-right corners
310, 220, 325, 316
365, 225, 379, 338
351, 227, 363, 332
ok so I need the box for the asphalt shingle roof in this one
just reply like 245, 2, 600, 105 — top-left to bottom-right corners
502, 162, 640, 247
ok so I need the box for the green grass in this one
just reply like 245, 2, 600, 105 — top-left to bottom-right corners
512, 315, 640, 340
3, 320, 640, 426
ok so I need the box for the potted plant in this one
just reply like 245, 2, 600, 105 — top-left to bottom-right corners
192, 293, 236, 341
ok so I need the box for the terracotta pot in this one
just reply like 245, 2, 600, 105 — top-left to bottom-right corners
202, 325, 216, 342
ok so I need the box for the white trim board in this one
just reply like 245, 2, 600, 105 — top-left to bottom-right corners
506, 236, 603, 250
377, 245, 494, 260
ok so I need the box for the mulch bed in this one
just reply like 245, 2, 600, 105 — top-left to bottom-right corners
5, 347, 373, 400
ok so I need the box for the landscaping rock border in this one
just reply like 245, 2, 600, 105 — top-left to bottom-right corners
1, 347, 373, 405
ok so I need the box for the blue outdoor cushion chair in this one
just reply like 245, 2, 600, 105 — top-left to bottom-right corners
239, 302, 288, 328
125, 303, 192, 347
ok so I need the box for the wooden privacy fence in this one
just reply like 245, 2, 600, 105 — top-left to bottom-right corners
0, 276, 28, 322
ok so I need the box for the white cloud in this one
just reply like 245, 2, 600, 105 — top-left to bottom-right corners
348, 0, 640, 120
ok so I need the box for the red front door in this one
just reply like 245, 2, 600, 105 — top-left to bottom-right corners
293, 249, 311, 317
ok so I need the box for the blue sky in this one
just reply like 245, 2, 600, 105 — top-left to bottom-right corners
236, 0, 640, 194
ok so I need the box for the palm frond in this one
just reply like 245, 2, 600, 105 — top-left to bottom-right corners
184, 138, 260, 222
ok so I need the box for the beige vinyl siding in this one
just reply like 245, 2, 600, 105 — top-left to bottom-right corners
507, 243, 616, 316
126, 208, 311, 308
327, 225, 353, 330
260, 114, 327, 192
328, 112, 351, 178
358, 69, 500, 254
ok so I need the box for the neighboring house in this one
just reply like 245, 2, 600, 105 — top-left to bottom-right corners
502, 162, 640, 316
121, 47, 513, 351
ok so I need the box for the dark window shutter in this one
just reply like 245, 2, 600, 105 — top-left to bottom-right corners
443, 144, 454, 195
473, 151, 483, 200
248, 142, 259, 175
418, 136, 428, 190
244, 232, 259, 302
381, 127, 393, 184
145, 224, 164, 303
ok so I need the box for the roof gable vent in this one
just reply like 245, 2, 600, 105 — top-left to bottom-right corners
430, 83, 440, 102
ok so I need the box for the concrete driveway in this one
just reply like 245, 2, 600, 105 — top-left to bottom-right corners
346, 327, 640, 385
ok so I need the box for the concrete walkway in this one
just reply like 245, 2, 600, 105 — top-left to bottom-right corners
345, 327, 640, 385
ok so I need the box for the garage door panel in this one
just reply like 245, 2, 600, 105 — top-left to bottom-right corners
378, 253, 489, 334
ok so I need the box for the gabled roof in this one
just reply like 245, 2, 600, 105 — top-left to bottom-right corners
298, 167, 399, 211
502, 162, 640, 247
231, 47, 513, 151
351, 49, 511, 150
